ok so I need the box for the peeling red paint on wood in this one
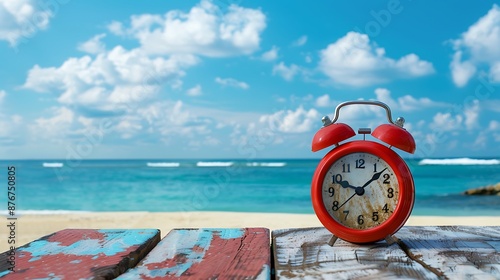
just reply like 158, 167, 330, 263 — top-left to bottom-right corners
46, 229, 107, 246
118, 228, 270, 279
2, 226, 497, 279
0, 229, 160, 279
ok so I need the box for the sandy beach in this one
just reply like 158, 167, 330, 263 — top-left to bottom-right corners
2, 212, 500, 252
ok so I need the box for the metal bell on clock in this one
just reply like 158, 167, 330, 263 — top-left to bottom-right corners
372, 117, 416, 154
311, 116, 355, 152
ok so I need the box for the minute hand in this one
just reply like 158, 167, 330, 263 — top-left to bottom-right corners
361, 168, 387, 189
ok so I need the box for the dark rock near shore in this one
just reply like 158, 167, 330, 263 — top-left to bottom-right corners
464, 183, 500, 195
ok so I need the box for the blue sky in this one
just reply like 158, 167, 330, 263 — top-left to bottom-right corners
1, 0, 500, 159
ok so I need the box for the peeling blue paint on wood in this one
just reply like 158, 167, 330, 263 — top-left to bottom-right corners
4, 226, 496, 279
118, 228, 270, 279
0, 229, 160, 279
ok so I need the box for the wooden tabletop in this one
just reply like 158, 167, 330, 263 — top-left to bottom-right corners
1, 226, 498, 279
273, 226, 500, 279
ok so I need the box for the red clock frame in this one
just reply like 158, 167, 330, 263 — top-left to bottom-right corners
311, 141, 415, 244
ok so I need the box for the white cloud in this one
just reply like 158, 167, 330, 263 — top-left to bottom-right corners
305, 54, 312, 63
319, 32, 434, 87
259, 106, 320, 133
315, 94, 333, 108
0, 113, 22, 144
32, 107, 76, 140
31, 100, 222, 143
374, 88, 446, 112
107, 21, 125, 36
23, 46, 199, 112
78, 33, 107, 54
474, 132, 487, 147
464, 100, 480, 130
18, 1, 270, 150
489, 120, 500, 131
450, 4, 500, 86
273, 62, 301, 81
0, 90, 6, 103
116, 0, 266, 57
427, 100, 480, 133
138, 101, 213, 139
215, 77, 249, 89
488, 121, 500, 142
189, 135, 220, 148
450, 51, 477, 87
490, 62, 500, 83
0, 0, 54, 46
292, 35, 307, 47
186, 84, 202, 96
115, 115, 143, 139
22, 49, 199, 142
430, 112, 463, 132
261, 46, 278, 61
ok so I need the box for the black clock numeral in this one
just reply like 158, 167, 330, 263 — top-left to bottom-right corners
373, 163, 377, 173
342, 163, 350, 173
387, 188, 394, 198
372, 211, 379, 221
343, 210, 349, 221
332, 201, 339, 211
332, 174, 342, 184
328, 187, 335, 197
355, 159, 365, 169
357, 215, 364, 225
383, 173, 390, 184
382, 203, 389, 213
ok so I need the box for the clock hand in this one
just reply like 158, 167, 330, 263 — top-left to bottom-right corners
338, 180, 357, 190
361, 168, 387, 189
338, 193, 356, 210
338, 168, 388, 210
338, 185, 367, 209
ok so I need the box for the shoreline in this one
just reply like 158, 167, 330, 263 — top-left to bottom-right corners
1, 211, 500, 252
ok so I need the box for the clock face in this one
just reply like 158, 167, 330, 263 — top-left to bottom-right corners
321, 152, 399, 230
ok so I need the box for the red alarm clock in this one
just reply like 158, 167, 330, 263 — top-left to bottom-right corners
311, 101, 416, 244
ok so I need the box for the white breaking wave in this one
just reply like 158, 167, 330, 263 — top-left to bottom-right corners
246, 162, 287, 167
147, 162, 180, 168
43, 162, 64, 168
196, 161, 234, 167
418, 158, 500, 165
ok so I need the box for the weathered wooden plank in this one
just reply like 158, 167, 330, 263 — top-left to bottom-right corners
396, 226, 500, 279
118, 228, 270, 279
272, 227, 439, 279
0, 228, 160, 279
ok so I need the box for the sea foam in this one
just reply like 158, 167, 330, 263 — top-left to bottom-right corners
418, 158, 500, 165
246, 162, 287, 167
147, 162, 180, 168
42, 162, 64, 168
196, 161, 234, 167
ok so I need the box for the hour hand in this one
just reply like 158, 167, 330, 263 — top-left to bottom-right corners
338, 180, 357, 190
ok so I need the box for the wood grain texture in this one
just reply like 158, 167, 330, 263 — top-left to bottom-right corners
396, 226, 500, 279
118, 228, 270, 279
1, 226, 497, 279
272, 227, 436, 279
0, 229, 160, 280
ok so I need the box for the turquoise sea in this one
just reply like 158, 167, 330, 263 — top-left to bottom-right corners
1, 158, 500, 216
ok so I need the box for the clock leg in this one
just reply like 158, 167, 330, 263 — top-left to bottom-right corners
384, 235, 397, 245
328, 235, 338, 246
